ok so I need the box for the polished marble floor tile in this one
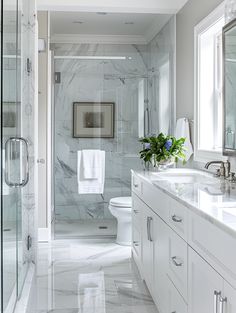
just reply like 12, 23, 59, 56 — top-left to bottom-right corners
33, 239, 159, 313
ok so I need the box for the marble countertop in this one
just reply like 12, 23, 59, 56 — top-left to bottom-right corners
133, 168, 236, 238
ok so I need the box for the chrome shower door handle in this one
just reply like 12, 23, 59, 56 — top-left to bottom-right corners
5, 137, 29, 188
19, 137, 29, 187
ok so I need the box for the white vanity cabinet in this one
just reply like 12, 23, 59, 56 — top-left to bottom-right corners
188, 247, 223, 313
188, 247, 236, 313
131, 171, 236, 313
141, 201, 155, 292
132, 194, 143, 269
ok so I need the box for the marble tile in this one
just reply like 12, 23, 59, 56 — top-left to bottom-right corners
134, 168, 236, 238
21, 0, 37, 264
53, 43, 146, 228
52, 17, 176, 237
31, 240, 159, 313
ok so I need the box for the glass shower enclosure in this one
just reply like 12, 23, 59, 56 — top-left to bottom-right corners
1, 0, 30, 311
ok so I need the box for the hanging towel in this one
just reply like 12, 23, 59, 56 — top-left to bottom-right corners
77, 150, 105, 194
175, 118, 193, 161
82, 150, 101, 179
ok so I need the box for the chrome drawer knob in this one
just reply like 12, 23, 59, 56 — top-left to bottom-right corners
171, 256, 183, 267
171, 215, 183, 223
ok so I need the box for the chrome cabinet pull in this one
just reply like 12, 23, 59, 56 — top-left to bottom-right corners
133, 209, 139, 214
214, 291, 221, 313
219, 296, 227, 313
171, 256, 183, 267
133, 241, 139, 247
133, 183, 139, 188
147, 216, 153, 242
171, 215, 183, 223
5, 137, 29, 188
147, 217, 149, 241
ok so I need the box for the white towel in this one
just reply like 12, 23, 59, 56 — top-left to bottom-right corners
77, 150, 105, 194
82, 150, 101, 179
175, 118, 193, 161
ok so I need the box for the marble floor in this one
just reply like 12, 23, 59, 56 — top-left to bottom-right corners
55, 219, 117, 239
32, 239, 159, 313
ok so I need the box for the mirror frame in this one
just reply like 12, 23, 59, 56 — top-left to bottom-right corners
223, 18, 236, 156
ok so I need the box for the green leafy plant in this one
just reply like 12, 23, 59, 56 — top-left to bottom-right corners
139, 133, 186, 167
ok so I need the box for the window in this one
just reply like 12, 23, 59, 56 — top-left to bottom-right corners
194, 3, 226, 162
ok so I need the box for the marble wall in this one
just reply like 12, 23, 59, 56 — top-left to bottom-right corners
147, 16, 176, 136
53, 43, 147, 222
21, 0, 37, 264
52, 17, 176, 226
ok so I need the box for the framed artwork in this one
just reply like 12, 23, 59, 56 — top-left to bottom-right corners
73, 102, 114, 138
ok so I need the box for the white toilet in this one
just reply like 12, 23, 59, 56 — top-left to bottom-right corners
109, 197, 132, 246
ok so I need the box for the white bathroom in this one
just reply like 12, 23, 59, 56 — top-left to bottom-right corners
2, 0, 236, 312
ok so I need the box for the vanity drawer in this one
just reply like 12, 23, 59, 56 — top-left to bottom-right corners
167, 228, 188, 301
132, 224, 142, 262
132, 173, 142, 197
167, 278, 188, 313
189, 212, 236, 288
142, 180, 169, 222
132, 193, 142, 225
169, 198, 188, 241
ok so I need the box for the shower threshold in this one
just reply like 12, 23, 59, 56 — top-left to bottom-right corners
54, 218, 117, 239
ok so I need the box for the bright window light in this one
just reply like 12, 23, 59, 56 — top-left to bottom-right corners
194, 3, 226, 162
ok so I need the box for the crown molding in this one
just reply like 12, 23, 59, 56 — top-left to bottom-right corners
37, 0, 189, 14
50, 33, 148, 45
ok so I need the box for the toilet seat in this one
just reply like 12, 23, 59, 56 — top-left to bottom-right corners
109, 197, 132, 208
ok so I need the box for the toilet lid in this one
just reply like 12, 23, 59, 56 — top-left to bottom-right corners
109, 197, 132, 207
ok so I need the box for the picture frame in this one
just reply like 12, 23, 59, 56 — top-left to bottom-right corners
73, 102, 114, 138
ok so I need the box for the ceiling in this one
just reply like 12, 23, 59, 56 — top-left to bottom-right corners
50, 12, 172, 44
38, 0, 189, 14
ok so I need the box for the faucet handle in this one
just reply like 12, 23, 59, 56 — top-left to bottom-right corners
227, 172, 236, 183
214, 169, 221, 177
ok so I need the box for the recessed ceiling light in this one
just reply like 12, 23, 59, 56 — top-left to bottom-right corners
72, 21, 84, 24
96, 12, 108, 15
125, 22, 134, 25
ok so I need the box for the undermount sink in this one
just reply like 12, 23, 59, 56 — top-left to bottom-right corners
151, 169, 217, 184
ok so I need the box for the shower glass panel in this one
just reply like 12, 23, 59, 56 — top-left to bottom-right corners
52, 45, 147, 238
1, 0, 29, 311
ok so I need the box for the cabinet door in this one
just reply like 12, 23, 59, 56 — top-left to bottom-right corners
167, 279, 187, 313
142, 203, 154, 292
153, 215, 169, 313
223, 281, 236, 313
188, 247, 223, 313
132, 194, 142, 267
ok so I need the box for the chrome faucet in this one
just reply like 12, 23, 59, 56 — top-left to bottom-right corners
204, 160, 231, 178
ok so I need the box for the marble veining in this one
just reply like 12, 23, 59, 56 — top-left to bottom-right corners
30, 239, 159, 313
134, 168, 236, 237
52, 16, 176, 234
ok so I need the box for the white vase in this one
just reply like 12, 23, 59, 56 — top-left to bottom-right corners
151, 157, 175, 171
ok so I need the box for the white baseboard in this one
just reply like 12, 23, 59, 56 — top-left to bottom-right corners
38, 228, 50, 242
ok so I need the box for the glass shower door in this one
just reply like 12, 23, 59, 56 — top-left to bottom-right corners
1, 0, 29, 311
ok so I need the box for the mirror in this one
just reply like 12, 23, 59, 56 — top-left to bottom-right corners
223, 19, 236, 155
